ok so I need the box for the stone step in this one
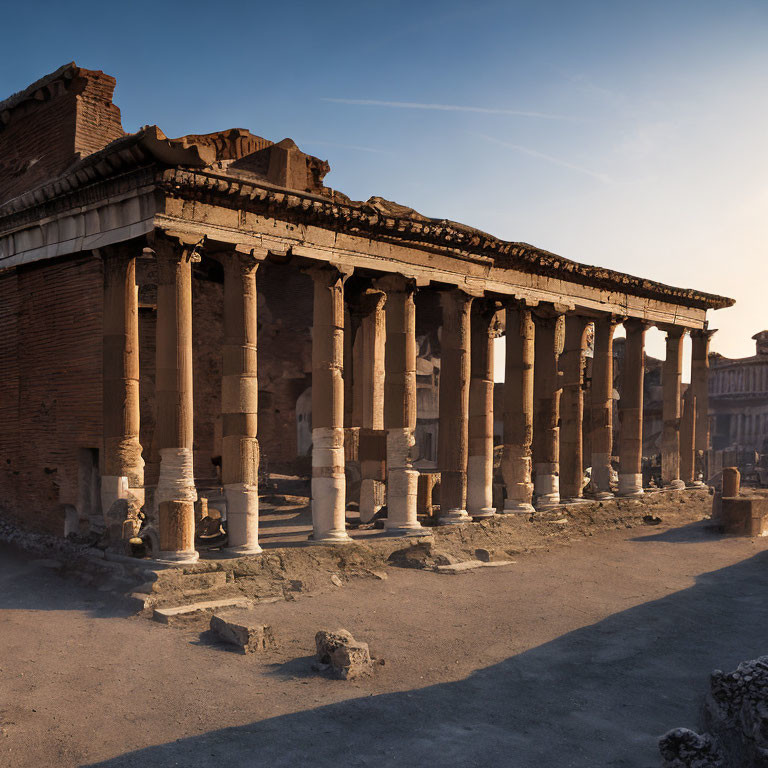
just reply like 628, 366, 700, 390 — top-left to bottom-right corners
153, 597, 253, 623
434, 559, 515, 574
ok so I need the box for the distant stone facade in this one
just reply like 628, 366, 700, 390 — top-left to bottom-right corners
709, 331, 768, 451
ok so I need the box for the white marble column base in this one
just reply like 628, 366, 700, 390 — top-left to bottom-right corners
359, 479, 385, 524
501, 501, 535, 514
467, 454, 494, 518
439, 508, 471, 524
591, 453, 613, 497
224, 483, 262, 555
534, 466, 560, 508
311, 428, 351, 543
666, 479, 687, 491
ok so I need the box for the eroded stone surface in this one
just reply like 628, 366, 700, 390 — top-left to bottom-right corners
315, 629, 373, 679
210, 610, 276, 654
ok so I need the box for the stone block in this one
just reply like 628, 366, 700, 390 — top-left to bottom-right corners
315, 629, 373, 680
721, 496, 768, 537
210, 610, 276, 654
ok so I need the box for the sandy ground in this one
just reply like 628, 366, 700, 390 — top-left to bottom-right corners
2, 516, 768, 768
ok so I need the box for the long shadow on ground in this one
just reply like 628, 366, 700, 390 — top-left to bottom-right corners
83, 547, 768, 768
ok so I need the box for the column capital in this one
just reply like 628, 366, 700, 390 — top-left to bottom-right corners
303, 261, 353, 286
623, 317, 652, 333
690, 327, 717, 340
532, 302, 569, 320
593, 312, 627, 327
656, 323, 689, 338
348, 286, 387, 319
373, 273, 416, 296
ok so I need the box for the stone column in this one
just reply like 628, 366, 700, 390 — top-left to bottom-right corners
220, 248, 264, 554
153, 236, 199, 564
618, 319, 647, 496
100, 242, 144, 515
378, 275, 422, 534
438, 289, 473, 523
532, 306, 565, 509
661, 325, 687, 489
680, 388, 696, 486
590, 315, 620, 499
309, 265, 351, 542
691, 329, 715, 484
467, 300, 499, 518
501, 302, 535, 513
559, 315, 590, 502
351, 289, 386, 523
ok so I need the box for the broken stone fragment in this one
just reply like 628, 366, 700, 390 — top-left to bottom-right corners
658, 727, 724, 767
210, 610, 276, 654
315, 629, 373, 679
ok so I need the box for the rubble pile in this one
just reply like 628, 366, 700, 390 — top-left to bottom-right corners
659, 656, 768, 767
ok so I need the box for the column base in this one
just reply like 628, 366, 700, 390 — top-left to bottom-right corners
666, 479, 687, 491
690, 480, 707, 488
560, 496, 589, 505
154, 549, 199, 566
381, 523, 426, 537
223, 543, 263, 556
589, 491, 615, 501
534, 469, 560, 509
309, 530, 353, 544
617, 473, 643, 497
501, 501, 535, 514
470, 507, 496, 519
439, 508, 471, 525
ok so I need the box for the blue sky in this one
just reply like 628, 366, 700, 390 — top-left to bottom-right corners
2, 0, 766, 372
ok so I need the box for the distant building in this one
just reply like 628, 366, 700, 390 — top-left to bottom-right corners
709, 331, 768, 451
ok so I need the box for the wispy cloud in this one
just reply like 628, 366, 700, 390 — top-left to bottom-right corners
322, 98, 577, 121
295, 139, 393, 156
476, 133, 612, 184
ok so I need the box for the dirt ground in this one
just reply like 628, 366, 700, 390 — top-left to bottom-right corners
2, 505, 768, 768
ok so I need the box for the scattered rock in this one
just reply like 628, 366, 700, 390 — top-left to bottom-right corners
153, 597, 252, 623
475, 548, 492, 562
210, 610, 276, 654
315, 629, 373, 679
435, 559, 515, 574
330, 574, 343, 587
370, 570, 388, 580
658, 727, 724, 767
644, 515, 663, 525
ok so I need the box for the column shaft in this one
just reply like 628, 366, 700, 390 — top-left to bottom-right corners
352, 290, 386, 522
221, 251, 263, 554
590, 316, 618, 498
662, 326, 687, 489
467, 301, 499, 518
691, 329, 715, 484
532, 309, 564, 508
154, 237, 198, 563
101, 244, 144, 514
380, 276, 421, 533
310, 266, 350, 542
438, 289, 473, 523
618, 320, 646, 496
680, 388, 696, 485
501, 303, 535, 513
559, 316, 589, 501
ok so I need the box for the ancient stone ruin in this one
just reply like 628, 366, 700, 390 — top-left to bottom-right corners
659, 656, 768, 767
0, 63, 734, 562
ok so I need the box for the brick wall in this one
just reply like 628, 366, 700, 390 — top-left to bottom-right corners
0, 253, 103, 534
0, 66, 124, 206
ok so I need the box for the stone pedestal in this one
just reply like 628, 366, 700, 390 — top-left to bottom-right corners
221, 248, 265, 554
618, 319, 647, 497
559, 315, 590, 502
590, 315, 619, 499
100, 242, 144, 515
467, 300, 500, 518
532, 307, 564, 509
438, 289, 473, 523
378, 275, 422, 534
661, 325, 687, 490
309, 266, 351, 542
501, 303, 535, 513
153, 236, 199, 564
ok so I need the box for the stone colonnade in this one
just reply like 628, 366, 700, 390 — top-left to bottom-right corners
100, 236, 712, 562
